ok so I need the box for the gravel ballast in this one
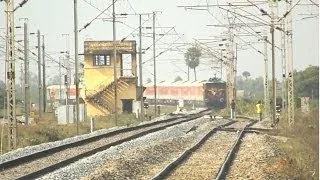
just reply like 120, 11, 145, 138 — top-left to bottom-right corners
37, 117, 229, 180
0, 109, 205, 164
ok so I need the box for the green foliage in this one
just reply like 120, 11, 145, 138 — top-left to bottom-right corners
47, 75, 61, 86
236, 76, 264, 100
242, 71, 251, 80
294, 65, 319, 100
173, 76, 183, 82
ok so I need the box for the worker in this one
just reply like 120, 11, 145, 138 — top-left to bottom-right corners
256, 100, 263, 121
230, 99, 236, 120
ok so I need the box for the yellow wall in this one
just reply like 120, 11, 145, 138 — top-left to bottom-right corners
117, 79, 137, 112
81, 41, 138, 117
83, 54, 122, 96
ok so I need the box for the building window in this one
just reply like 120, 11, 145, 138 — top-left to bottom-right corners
93, 54, 111, 66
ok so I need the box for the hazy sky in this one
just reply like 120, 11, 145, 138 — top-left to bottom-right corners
0, 0, 318, 84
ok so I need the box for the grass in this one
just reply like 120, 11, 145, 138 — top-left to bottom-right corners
274, 108, 319, 179
0, 105, 181, 154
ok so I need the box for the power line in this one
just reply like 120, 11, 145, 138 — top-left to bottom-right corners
308, 0, 319, 7
79, 0, 119, 32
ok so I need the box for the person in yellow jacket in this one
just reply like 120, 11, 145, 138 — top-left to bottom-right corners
256, 100, 263, 121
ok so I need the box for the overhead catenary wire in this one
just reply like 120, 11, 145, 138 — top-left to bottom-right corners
219, 6, 269, 26
79, 0, 119, 32
308, 0, 319, 7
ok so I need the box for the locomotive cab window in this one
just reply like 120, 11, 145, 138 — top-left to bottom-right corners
93, 54, 111, 66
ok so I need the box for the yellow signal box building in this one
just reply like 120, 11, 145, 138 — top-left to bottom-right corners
81, 40, 138, 116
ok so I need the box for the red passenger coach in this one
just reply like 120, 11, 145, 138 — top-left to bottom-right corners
144, 79, 227, 109
144, 80, 205, 107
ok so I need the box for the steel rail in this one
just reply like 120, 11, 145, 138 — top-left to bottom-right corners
215, 119, 258, 180
1, 110, 211, 179
0, 109, 210, 170
152, 120, 237, 180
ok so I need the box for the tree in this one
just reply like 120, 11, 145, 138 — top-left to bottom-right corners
48, 75, 61, 86
242, 71, 251, 80
185, 46, 201, 81
173, 76, 183, 83
294, 65, 319, 99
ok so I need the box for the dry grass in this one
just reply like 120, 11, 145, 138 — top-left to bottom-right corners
0, 105, 180, 154
274, 109, 319, 179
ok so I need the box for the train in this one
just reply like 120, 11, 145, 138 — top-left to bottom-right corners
144, 77, 227, 109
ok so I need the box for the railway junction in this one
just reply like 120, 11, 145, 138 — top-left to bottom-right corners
0, 109, 290, 179
0, 0, 318, 179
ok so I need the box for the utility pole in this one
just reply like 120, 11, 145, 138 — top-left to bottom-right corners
226, 15, 235, 107
112, 0, 118, 125
5, 0, 17, 150
286, 0, 294, 125
37, 30, 42, 118
139, 14, 144, 120
263, 36, 269, 118
59, 57, 62, 101
153, 12, 157, 117
62, 34, 70, 123
42, 35, 46, 113
263, 35, 269, 118
74, 0, 80, 134
233, 43, 237, 100
220, 50, 223, 79
269, 0, 277, 125
20, 64, 23, 97
23, 20, 29, 125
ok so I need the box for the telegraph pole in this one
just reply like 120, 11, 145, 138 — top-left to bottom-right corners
37, 30, 42, 118
5, 0, 17, 150
23, 20, 29, 125
42, 35, 46, 113
153, 12, 157, 117
112, 0, 118, 125
74, 0, 80, 134
139, 14, 144, 120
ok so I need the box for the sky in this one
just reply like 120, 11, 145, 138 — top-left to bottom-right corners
0, 0, 318, 85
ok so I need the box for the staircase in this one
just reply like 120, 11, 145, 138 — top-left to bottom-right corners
86, 77, 134, 114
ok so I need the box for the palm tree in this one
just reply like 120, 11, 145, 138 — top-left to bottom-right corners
242, 71, 251, 80
185, 46, 201, 81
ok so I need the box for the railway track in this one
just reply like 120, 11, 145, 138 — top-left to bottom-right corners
152, 117, 257, 180
0, 109, 211, 180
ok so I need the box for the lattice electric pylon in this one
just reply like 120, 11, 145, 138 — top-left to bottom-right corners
5, 0, 17, 150
280, 20, 287, 120
286, 0, 295, 126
